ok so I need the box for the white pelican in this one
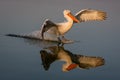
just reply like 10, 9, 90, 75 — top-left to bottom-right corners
40, 9, 106, 43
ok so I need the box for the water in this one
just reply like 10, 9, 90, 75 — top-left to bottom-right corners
0, 0, 120, 80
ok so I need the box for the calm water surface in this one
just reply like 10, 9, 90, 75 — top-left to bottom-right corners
0, 0, 120, 80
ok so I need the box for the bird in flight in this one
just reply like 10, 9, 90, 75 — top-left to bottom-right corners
40, 9, 107, 43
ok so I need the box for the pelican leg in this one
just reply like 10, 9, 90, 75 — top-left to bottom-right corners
57, 37, 61, 42
57, 37, 63, 46
56, 32, 63, 45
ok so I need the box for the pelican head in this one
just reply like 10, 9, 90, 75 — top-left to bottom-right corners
63, 10, 71, 15
63, 9, 79, 23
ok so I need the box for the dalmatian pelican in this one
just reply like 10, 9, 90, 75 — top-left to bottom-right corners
37, 9, 106, 43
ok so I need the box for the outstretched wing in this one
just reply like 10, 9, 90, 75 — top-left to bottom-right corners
75, 9, 107, 22
40, 50, 57, 70
40, 19, 57, 39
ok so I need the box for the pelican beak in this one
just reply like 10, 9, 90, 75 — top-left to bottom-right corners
66, 63, 78, 71
67, 13, 79, 23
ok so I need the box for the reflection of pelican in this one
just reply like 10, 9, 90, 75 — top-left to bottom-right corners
40, 46, 105, 72
40, 9, 106, 43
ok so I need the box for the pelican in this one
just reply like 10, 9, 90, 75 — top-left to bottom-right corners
40, 9, 106, 43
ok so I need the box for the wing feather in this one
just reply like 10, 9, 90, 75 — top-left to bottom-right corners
40, 19, 57, 39
75, 9, 107, 22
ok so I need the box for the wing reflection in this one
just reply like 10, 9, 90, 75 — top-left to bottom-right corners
40, 46, 105, 72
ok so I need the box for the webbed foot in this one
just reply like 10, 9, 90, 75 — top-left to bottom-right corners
61, 36, 74, 44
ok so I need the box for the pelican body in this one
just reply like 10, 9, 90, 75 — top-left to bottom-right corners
40, 10, 79, 43
30, 9, 106, 43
